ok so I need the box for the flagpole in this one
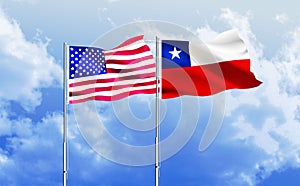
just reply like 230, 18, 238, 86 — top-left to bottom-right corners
63, 42, 68, 186
155, 36, 160, 186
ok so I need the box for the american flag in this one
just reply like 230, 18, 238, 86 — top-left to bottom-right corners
68, 35, 157, 104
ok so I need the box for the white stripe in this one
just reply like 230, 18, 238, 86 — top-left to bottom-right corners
68, 68, 156, 84
69, 84, 156, 100
105, 51, 153, 60
189, 29, 250, 66
70, 76, 157, 92
106, 59, 155, 69
104, 41, 146, 54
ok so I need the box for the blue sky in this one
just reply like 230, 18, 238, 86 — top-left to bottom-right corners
1, 0, 300, 185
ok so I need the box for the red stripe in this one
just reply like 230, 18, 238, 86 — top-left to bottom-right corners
69, 88, 156, 104
109, 35, 144, 50
69, 80, 156, 96
69, 72, 156, 88
105, 55, 153, 65
107, 63, 155, 73
104, 45, 150, 56
162, 59, 262, 99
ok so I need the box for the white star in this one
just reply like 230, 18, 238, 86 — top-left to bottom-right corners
169, 47, 181, 60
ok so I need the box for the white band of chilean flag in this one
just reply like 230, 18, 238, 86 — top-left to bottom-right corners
189, 29, 250, 66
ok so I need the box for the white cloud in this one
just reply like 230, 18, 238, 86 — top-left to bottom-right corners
97, 7, 118, 28
0, 7, 62, 111
10, 0, 38, 4
232, 117, 279, 154
275, 13, 289, 24
0, 111, 62, 185
195, 25, 219, 42
276, 27, 300, 95
0, 103, 108, 185
240, 172, 255, 186
105, 0, 120, 2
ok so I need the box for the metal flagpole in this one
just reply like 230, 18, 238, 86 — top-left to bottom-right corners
155, 36, 160, 186
63, 42, 68, 186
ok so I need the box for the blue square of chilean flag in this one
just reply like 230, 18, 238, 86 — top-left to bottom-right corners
161, 40, 191, 69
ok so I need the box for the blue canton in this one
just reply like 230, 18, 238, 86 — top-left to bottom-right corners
69, 46, 107, 79
162, 40, 191, 69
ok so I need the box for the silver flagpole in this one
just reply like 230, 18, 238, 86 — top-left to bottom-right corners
155, 36, 160, 186
63, 42, 68, 186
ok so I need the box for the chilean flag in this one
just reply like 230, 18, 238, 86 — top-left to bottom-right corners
161, 29, 262, 99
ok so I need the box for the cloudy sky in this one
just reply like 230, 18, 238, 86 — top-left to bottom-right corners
1, 0, 300, 185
